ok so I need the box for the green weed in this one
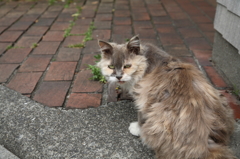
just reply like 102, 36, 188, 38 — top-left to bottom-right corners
48, 0, 56, 5
67, 43, 85, 48
31, 43, 38, 48
83, 22, 95, 42
6, 45, 24, 50
232, 85, 240, 99
88, 54, 106, 83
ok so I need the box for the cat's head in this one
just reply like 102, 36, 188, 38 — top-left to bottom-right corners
97, 35, 147, 84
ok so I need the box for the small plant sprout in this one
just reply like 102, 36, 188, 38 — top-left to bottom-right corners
31, 43, 38, 48
48, 0, 57, 5
88, 54, 106, 83
232, 85, 240, 100
67, 43, 85, 48
6, 45, 24, 50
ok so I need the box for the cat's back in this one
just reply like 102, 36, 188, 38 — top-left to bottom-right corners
134, 59, 235, 158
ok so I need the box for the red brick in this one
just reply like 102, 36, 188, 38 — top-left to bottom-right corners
132, 12, 150, 21
15, 36, 41, 48
0, 64, 18, 83
115, 4, 129, 10
25, 26, 48, 36
50, 21, 70, 30
220, 91, 240, 119
70, 25, 89, 35
152, 16, 172, 25
62, 36, 85, 48
141, 39, 159, 46
184, 8, 202, 16
169, 12, 189, 20
56, 13, 72, 22
173, 19, 193, 27
75, 19, 93, 25
82, 40, 101, 54
56, 48, 81, 62
32, 42, 61, 55
203, 66, 228, 88
164, 45, 191, 57
133, 21, 153, 29
135, 28, 156, 38
114, 10, 131, 17
8, 21, 33, 30
179, 57, 197, 66
160, 34, 183, 45
192, 49, 212, 66
79, 54, 98, 70
165, 6, 182, 13
66, 93, 101, 109
41, 11, 60, 18
147, 4, 163, 10
95, 14, 113, 21
97, 9, 113, 14
6, 11, 25, 18
0, 31, 23, 42
0, 17, 18, 26
204, 32, 214, 43
92, 30, 111, 40
44, 62, 77, 81
0, 43, 11, 55
198, 23, 214, 32
185, 37, 212, 50
179, 27, 202, 38
19, 14, 39, 22
190, 15, 212, 23
33, 81, 71, 107
34, 18, 55, 26
94, 21, 111, 29
0, 48, 32, 63
81, 10, 96, 18
72, 69, 103, 92
111, 34, 133, 44
42, 31, 64, 42
131, 7, 147, 13
19, 55, 52, 72
115, 0, 129, 5
114, 17, 131, 25
0, 26, 6, 34
156, 25, 176, 34
112, 25, 132, 35
149, 10, 167, 16
6, 72, 42, 94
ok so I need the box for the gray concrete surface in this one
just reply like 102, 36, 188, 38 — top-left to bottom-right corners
212, 32, 240, 91
0, 145, 19, 159
0, 84, 239, 159
0, 85, 154, 159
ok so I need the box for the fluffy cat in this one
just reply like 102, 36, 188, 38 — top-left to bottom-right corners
97, 36, 236, 159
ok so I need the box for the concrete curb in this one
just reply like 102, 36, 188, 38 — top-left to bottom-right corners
0, 145, 20, 159
0, 85, 239, 158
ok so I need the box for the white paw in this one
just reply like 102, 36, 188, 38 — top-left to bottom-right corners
129, 122, 140, 136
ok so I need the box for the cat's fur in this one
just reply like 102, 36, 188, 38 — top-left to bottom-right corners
97, 36, 236, 159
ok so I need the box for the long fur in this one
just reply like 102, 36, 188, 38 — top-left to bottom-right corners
97, 36, 236, 159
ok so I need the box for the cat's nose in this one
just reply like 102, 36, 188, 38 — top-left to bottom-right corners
116, 75, 122, 80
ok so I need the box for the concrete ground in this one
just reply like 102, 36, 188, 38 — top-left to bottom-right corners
0, 0, 240, 158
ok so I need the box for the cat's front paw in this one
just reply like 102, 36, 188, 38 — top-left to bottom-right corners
129, 122, 140, 136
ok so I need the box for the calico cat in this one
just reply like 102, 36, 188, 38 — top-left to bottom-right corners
97, 36, 236, 159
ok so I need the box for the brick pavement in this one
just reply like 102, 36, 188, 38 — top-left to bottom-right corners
0, 0, 239, 118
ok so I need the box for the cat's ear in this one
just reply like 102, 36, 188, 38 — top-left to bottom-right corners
127, 35, 140, 55
98, 40, 113, 57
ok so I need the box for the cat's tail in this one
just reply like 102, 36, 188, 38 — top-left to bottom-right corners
207, 143, 237, 159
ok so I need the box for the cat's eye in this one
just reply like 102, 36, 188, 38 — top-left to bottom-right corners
124, 64, 132, 69
108, 65, 115, 69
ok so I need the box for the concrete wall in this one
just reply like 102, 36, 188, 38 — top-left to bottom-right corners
212, 0, 240, 90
